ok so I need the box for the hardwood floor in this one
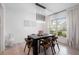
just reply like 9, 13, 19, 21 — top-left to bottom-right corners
0, 42, 79, 55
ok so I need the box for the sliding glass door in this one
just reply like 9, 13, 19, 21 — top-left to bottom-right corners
49, 12, 67, 44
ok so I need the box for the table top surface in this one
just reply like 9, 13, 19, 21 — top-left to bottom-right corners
28, 34, 55, 40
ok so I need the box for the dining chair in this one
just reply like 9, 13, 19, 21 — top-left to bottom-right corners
39, 38, 54, 55
24, 37, 32, 55
51, 36, 60, 54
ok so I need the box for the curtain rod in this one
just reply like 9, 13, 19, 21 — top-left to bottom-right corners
48, 9, 66, 16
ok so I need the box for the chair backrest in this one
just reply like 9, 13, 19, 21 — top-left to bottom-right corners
25, 38, 27, 42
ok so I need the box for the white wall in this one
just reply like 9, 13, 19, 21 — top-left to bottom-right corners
4, 3, 43, 44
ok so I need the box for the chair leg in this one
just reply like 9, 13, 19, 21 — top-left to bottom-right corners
24, 43, 27, 52
39, 45, 40, 53
56, 40, 60, 50
27, 47, 31, 55
44, 47, 46, 55
51, 46, 54, 55
56, 40, 60, 51
28, 43, 32, 55
57, 43, 60, 50
53, 46, 56, 54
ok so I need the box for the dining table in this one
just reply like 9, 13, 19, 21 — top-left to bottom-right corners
28, 34, 56, 55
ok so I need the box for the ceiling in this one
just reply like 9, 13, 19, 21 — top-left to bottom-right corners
40, 3, 79, 15
4, 3, 79, 16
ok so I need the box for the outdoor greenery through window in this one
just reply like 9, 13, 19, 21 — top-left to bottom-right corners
49, 16, 67, 37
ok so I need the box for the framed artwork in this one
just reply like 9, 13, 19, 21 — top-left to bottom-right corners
24, 20, 36, 27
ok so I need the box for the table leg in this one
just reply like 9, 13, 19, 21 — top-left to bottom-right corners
33, 39, 38, 55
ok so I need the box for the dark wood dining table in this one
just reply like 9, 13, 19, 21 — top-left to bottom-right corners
28, 34, 56, 55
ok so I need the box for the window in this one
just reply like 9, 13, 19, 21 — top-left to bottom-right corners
49, 16, 67, 37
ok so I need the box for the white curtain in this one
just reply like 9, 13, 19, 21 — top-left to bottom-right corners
67, 5, 79, 49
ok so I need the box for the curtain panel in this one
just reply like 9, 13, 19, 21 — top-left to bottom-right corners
67, 5, 79, 49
